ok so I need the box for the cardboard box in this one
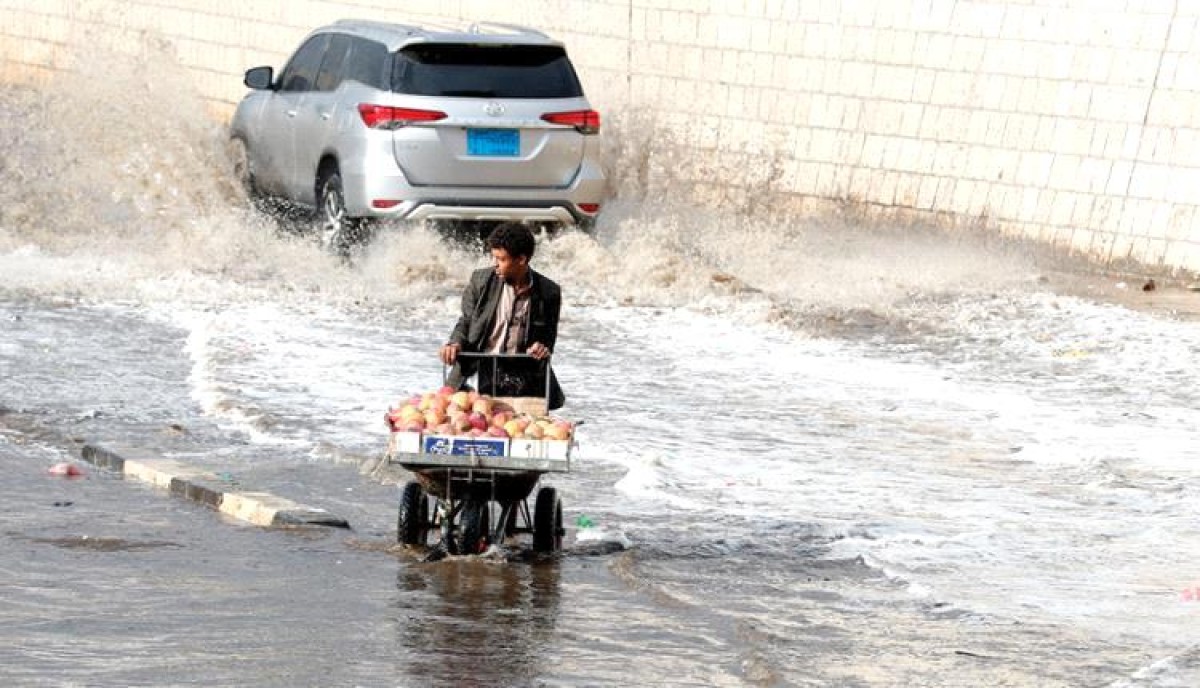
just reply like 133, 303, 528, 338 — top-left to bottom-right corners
421, 434, 509, 457
389, 431, 422, 454
508, 438, 570, 460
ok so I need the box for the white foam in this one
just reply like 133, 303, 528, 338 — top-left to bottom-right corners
4, 33, 1200, 656
575, 527, 634, 549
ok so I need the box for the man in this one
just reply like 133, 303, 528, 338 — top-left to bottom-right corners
439, 223, 565, 410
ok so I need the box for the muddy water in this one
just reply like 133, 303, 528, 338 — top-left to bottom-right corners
3, 40, 1200, 687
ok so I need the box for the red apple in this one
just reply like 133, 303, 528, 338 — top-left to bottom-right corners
468, 412, 488, 431
452, 415, 472, 434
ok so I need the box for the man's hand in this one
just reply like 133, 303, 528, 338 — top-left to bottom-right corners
440, 343, 460, 365
527, 342, 551, 360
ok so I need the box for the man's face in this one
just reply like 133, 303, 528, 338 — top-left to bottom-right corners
491, 247, 528, 284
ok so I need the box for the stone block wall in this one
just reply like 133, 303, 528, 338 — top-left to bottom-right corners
2, 0, 1198, 273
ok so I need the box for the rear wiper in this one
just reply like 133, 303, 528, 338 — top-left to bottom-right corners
441, 89, 497, 97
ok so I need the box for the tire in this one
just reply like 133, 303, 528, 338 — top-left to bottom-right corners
503, 501, 519, 538
316, 168, 372, 255
397, 482, 428, 546
227, 137, 259, 204
533, 487, 563, 553
430, 219, 493, 249
458, 499, 491, 555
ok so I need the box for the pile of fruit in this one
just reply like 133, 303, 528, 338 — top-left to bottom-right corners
385, 386, 573, 441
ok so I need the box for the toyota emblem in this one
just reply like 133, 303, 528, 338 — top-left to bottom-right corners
484, 101, 504, 117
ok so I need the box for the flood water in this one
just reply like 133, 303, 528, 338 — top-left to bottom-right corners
3, 41, 1200, 687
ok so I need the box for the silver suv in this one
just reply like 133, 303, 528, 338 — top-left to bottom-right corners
229, 20, 606, 249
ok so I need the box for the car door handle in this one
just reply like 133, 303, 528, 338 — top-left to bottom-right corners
286, 110, 297, 117
320, 111, 332, 120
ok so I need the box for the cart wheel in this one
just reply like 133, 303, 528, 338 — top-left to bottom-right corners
458, 499, 491, 555
533, 487, 563, 553
503, 502, 519, 538
397, 482, 428, 546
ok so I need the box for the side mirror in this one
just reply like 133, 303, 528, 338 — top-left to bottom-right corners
243, 66, 274, 90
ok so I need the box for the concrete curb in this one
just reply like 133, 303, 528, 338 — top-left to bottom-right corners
80, 444, 351, 529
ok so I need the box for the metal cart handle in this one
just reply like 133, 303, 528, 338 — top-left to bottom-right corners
444, 351, 553, 404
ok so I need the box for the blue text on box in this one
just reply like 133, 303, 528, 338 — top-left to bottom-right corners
422, 434, 510, 457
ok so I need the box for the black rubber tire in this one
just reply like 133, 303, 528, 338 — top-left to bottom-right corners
503, 501, 519, 538
430, 219, 494, 249
533, 487, 563, 553
397, 482, 428, 546
228, 138, 254, 196
316, 168, 372, 255
458, 499, 491, 555
228, 137, 268, 213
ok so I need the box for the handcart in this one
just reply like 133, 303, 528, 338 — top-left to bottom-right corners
380, 353, 572, 559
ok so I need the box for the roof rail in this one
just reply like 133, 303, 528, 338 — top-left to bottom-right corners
466, 21, 550, 39
333, 18, 423, 35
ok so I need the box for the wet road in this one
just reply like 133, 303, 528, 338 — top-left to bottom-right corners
4, 268, 1200, 687
5, 49, 1200, 686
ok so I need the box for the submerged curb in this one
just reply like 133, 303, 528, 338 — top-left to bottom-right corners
80, 444, 351, 529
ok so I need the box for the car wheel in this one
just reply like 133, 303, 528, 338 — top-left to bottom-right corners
227, 137, 258, 202
429, 219, 493, 249
316, 168, 372, 255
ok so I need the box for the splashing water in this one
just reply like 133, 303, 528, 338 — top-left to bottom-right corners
5, 33, 1200, 686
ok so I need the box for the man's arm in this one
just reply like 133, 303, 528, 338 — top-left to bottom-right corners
449, 271, 486, 346
441, 271, 486, 365
545, 286, 561, 352
533, 281, 562, 355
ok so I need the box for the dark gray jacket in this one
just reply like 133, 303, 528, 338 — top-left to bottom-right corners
446, 267, 565, 409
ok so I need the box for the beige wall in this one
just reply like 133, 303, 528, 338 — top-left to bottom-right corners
3, 0, 1199, 273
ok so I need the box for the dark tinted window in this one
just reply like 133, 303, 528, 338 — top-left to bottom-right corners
315, 34, 351, 92
279, 35, 328, 92
392, 44, 583, 98
344, 37, 389, 89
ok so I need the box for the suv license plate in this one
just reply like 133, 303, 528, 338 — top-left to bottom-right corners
467, 128, 519, 157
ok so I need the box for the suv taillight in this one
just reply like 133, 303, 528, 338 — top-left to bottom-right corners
358, 104, 447, 129
541, 109, 600, 135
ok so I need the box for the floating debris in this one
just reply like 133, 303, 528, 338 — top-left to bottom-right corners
47, 462, 83, 478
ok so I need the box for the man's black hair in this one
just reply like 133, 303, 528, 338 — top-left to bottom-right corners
486, 223, 536, 259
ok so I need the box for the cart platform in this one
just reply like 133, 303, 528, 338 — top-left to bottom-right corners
381, 353, 573, 557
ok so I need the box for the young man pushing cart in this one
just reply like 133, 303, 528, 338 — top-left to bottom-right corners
439, 223, 566, 410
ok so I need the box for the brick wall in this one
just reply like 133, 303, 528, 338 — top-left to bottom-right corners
3, 0, 1198, 273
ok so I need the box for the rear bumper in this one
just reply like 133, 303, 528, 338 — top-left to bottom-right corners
343, 157, 606, 226
405, 204, 579, 224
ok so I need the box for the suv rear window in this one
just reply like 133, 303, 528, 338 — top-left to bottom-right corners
392, 44, 583, 98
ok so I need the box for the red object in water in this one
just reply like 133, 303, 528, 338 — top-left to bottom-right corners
48, 462, 83, 478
